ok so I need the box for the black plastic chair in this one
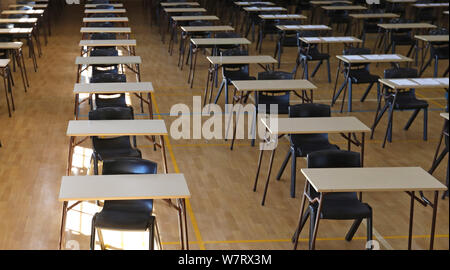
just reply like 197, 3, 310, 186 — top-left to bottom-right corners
213, 48, 256, 106
88, 107, 142, 175
326, 2, 351, 35
90, 158, 159, 250
90, 47, 119, 77
419, 28, 449, 77
359, 9, 385, 48
274, 20, 301, 68
295, 31, 331, 83
89, 72, 127, 109
293, 150, 373, 250
414, 0, 436, 24
333, 47, 380, 112
371, 67, 428, 148
276, 104, 340, 198
384, 18, 415, 56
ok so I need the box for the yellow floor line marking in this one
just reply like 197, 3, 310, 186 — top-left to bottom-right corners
158, 234, 449, 246
151, 93, 206, 250
416, 91, 446, 109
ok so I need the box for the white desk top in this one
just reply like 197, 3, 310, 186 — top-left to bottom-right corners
164, 8, 206, 13
277, 25, 332, 31
321, 5, 367, 10
258, 14, 307, 20
171, 15, 219, 21
349, 13, 400, 19
85, 3, 124, 8
9, 4, 48, 8
301, 167, 447, 193
207, 55, 277, 65
414, 35, 449, 43
232, 79, 317, 91
83, 17, 129, 23
261, 116, 370, 135
80, 27, 131, 33
74, 82, 154, 94
310, 1, 352, 4
161, 2, 200, 7
413, 3, 449, 8
299, 36, 362, 44
441, 113, 449, 120
75, 56, 142, 65
336, 54, 412, 64
234, 2, 275, 6
191, 38, 251, 46
244, 6, 286, 11
0, 41, 23, 49
377, 23, 437, 29
379, 78, 449, 89
0, 18, 38, 23
1, 10, 44, 15
59, 174, 190, 201
84, 9, 126, 13
0, 59, 11, 68
79, 39, 136, 47
0, 28, 33, 34
67, 120, 168, 137
180, 25, 234, 32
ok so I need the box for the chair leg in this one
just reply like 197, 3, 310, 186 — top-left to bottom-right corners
430, 148, 449, 174
213, 79, 226, 104
371, 101, 389, 139
97, 228, 106, 250
423, 108, 428, 141
149, 218, 155, 250
404, 109, 420, 131
276, 149, 291, 180
292, 208, 311, 243
90, 216, 97, 250
326, 58, 331, 83
366, 215, 373, 249
360, 82, 375, 102
434, 57, 438, 78
310, 60, 322, 78
309, 207, 316, 250
420, 57, 432, 76
345, 218, 363, 242
290, 150, 297, 198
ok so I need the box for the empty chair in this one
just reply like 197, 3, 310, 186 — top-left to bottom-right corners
326, 2, 351, 35
274, 20, 301, 68
384, 18, 415, 56
90, 158, 159, 250
359, 8, 385, 48
419, 28, 449, 77
88, 107, 141, 175
414, 0, 436, 24
332, 47, 380, 112
371, 67, 428, 148
294, 31, 331, 83
212, 48, 256, 106
429, 119, 449, 199
89, 72, 127, 109
255, 17, 280, 53
89, 47, 119, 77
293, 150, 373, 250
276, 104, 340, 198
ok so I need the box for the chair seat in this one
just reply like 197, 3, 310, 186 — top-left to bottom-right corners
291, 135, 339, 157
281, 36, 298, 47
94, 200, 154, 231
95, 94, 127, 108
94, 136, 142, 160
431, 46, 449, 59
348, 69, 379, 84
301, 51, 330, 61
225, 70, 256, 82
392, 96, 429, 110
391, 35, 413, 45
315, 196, 372, 220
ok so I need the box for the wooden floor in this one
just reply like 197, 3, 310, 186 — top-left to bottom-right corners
0, 1, 448, 250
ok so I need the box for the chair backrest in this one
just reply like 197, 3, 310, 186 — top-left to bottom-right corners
288, 103, 332, 148
256, 71, 293, 115
90, 32, 117, 40
389, 18, 413, 34
95, 4, 114, 10
429, 28, 449, 47
384, 67, 418, 79
90, 72, 126, 83
221, 47, 249, 70
88, 106, 134, 120
102, 158, 158, 175
87, 22, 114, 28
343, 47, 371, 69
306, 149, 361, 198
216, 32, 242, 51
